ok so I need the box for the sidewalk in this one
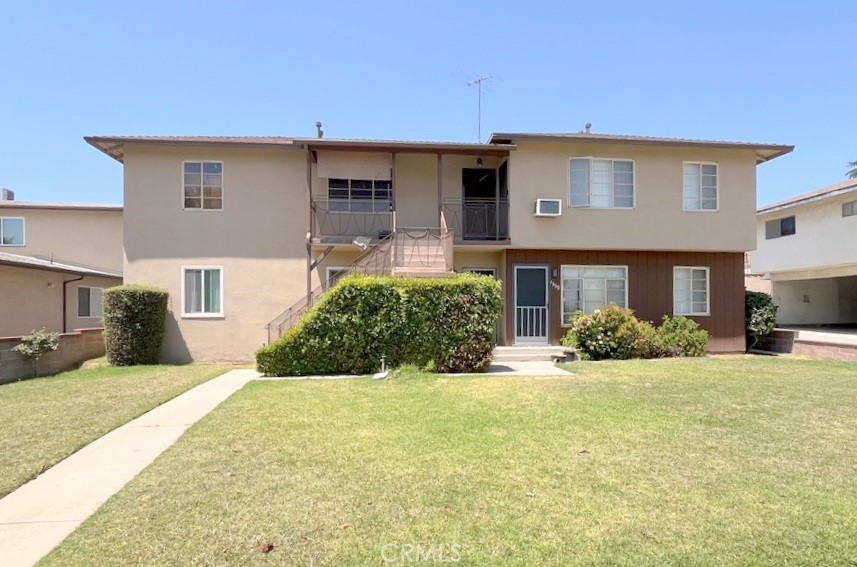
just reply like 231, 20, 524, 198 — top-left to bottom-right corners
0, 368, 258, 567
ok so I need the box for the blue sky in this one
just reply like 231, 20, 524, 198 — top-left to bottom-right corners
1, 0, 855, 206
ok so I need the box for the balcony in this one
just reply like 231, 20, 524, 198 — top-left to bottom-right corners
311, 197, 393, 243
442, 198, 509, 244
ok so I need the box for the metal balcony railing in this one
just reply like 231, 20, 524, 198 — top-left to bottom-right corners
393, 226, 454, 273
312, 197, 393, 241
442, 198, 509, 242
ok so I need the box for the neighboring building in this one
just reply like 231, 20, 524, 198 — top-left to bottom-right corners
85, 131, 792, 362
752, 178, 857, 326
0, 197, 122, 336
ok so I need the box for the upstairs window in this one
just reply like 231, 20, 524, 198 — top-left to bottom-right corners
183, 162, 223, 210
77, 286, 103, 318
683, 163, 718, 211
0, 217, 24, 246
183, 267, 223, 317
569, 158, 634, 208
843, 200, 857, 217
765, 216, 796, 239
561, 265, 628, 325
328, 178, 392, 212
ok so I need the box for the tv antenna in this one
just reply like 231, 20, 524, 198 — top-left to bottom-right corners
452, 73, 497, 142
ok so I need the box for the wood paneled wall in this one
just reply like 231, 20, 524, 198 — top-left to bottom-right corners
503, 250, 746, 352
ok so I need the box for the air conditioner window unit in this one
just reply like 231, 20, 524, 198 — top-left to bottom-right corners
534, 198, 562, 217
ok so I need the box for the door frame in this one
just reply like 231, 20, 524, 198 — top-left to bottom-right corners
513, 264, 550, 345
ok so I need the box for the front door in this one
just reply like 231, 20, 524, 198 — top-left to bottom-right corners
514, 265, 549, 345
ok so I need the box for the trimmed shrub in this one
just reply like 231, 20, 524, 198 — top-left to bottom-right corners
746, 291, 778, 350
651, 315, 709, 357
561, 307, 709, 360
256, 274, 502, 376
103, 285, 169, 365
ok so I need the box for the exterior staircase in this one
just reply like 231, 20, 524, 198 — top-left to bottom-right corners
266, 225, 454, 342
391, 227, 454, 277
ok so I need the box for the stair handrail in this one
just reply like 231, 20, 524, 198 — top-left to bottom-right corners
265, 234, 394, 343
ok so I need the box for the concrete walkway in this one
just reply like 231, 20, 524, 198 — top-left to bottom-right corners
0, 361, 571, 566
0, 368, 256, 567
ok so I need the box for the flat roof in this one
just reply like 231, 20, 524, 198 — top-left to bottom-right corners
758, 178, 857, 215
85, 135, 515, 162
0, 201, 121, 212
488, 132, 794, 162
0, 251, 122, 278
87, 131, 793, 163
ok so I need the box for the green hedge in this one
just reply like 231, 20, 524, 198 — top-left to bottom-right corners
103, 285, 169, 366
256, 274, 502, 376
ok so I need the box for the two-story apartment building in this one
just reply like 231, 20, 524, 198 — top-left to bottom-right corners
0, 197, 123, 336
86, 131, 792, 362
752, 178, 857, 326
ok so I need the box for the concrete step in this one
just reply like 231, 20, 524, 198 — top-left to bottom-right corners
492, 345, 577, 362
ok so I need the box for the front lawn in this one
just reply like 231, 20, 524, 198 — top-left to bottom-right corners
41, 357, 857, 566
0, 361, 231, 498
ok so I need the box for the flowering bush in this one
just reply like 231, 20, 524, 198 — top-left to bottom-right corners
562, 306, 709, 360
561, 305, 649, 360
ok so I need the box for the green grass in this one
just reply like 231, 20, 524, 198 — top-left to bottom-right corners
0, 360, 231, 497
41, 356, 857, 566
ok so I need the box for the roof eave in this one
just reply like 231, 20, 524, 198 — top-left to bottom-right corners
757, 183, 857, 215
489, 133, 794, 162
84, 136, 305, 163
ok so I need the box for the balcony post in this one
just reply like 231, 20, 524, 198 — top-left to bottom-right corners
437, 153, 443, 228
391, 152, 397, 232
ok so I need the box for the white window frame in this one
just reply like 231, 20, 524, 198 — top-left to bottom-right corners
77, 286, 104, 318
325, 266, 350, 289
567, 157, 635, 210
182, 160, 224, 212
682, 162, 719, 212
673, 266, 710, 316
560, 265, 629, 326
181, 266, 224, 318
0, 217, 25, 246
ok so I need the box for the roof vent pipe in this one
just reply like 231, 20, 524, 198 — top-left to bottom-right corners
315, 121, 323, 139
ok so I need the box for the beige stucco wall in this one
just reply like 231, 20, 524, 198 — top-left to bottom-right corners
66, 276, 124, 331
744, 274, 772, 294
506, 140, 759, 252
0, 265, 119, 337
0, 206, 122, 272
753, 193, 857, 277
123, 145, 309, 362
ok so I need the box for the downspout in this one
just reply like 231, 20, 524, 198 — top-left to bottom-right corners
62, 274, 85, 333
